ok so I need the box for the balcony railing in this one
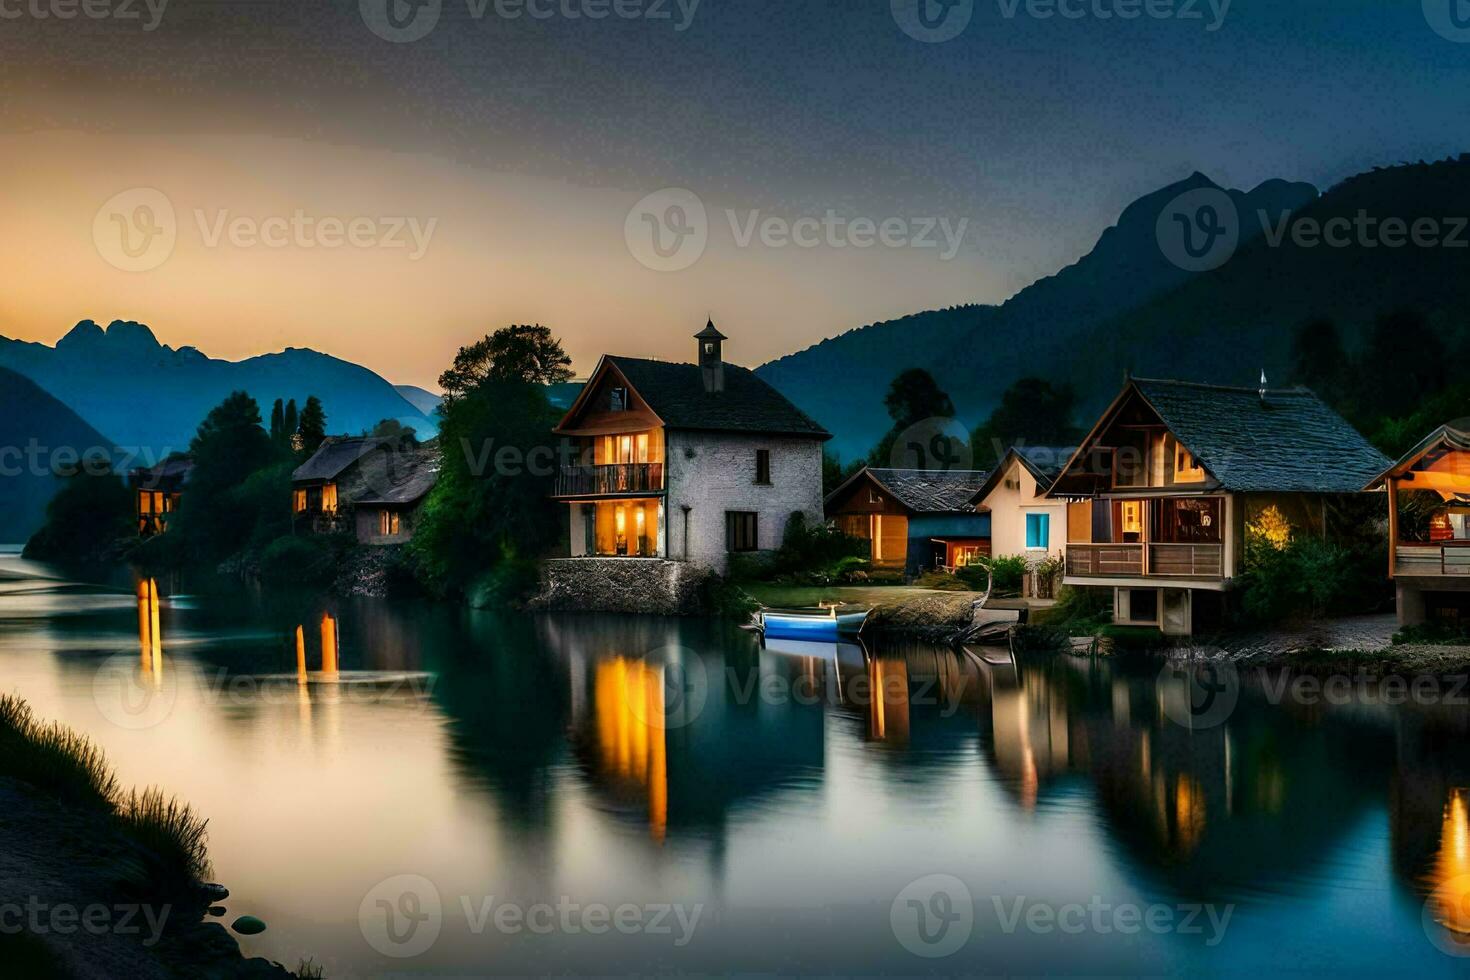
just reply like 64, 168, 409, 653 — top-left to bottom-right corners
554, 462, 664, 498
1396, 543, 1470, 577
1066, 543, 1223, 580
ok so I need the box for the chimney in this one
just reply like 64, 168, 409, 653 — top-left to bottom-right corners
695, 318, 727, 393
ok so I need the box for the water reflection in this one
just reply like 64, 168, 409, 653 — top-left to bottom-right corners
8, 559, 1470, 976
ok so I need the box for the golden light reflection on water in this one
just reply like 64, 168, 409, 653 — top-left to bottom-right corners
867, 657, 909, 746
1425, 788, 1470, 945
136, 577, 162, 682
593, 658, 668, 842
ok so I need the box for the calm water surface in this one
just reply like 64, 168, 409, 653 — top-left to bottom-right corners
2, 554, 1469, 977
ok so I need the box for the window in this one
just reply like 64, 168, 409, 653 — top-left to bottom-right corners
1025, 513, 1050, 550
1118, 500, 1144, 542
755, 449, 771, 485
726, 511, 759, 552
379, 510, 400, 536
293, 488, 308, 513
610, 387, 628, 411
1174, 444, 1206, 483
703, 342, 715, 355
321, 483, 338, 514
868, 487, 882, 505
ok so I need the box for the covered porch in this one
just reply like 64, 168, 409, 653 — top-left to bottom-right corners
1064, 495, 1228, 582
568, 498, 665, 559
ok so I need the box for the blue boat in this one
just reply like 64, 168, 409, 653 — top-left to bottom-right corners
756, 604, 870, 641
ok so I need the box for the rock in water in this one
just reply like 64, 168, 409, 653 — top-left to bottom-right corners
232, 915, 267, 935
201, 882, 230, 902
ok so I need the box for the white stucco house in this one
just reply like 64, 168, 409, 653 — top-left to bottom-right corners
971, 445, 1075, 596
548, 321, 830, 576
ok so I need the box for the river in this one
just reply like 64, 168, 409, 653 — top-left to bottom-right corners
1, 554, 1467, 977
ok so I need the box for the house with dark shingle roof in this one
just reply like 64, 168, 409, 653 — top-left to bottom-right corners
550, 322, 829, 572
1046, 376, 1390, 635
970, 446, 1077, 595
129, 454, 194, 537
1364, 424, 1470, 626
824, 467, 991, 576
291, 435, 438, 545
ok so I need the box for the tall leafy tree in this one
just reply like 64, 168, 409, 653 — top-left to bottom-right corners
970, 377, 1081, 467
269, 398, 285, 443
412, 325, 571, 598
297, 396, 327, 453
22, 464, 134, 565
171, 391, 281, 562
868, 368, 960, 467
438, 324, 574, 400
1355, 310, 1446, 421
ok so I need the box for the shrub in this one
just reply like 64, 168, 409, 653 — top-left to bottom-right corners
468, 552, 543, 609
767, 513, 870, 582
915, 570, 972, 591
1237, 533, 1388, 625
1031, 585, 1112, 630
257, 534, 345, 589
977, 554, 1028, 593
1393, 621, 1470, 646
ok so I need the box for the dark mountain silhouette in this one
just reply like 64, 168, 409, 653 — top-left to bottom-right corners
0, 367, 117, 544
755, 173, 1319, 459
0, 320, 436, 456
1064, 157, 1470, 404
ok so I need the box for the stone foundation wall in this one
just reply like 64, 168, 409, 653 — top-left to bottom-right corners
533, 557, 712, 615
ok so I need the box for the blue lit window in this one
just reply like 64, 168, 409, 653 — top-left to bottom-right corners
1025, 513, 1050, 550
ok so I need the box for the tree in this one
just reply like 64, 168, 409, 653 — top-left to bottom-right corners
438, 324, 574, 400
297, 396, 327, 454
283, 398, 299, 440
1355, 310, 1446, 421
411, 325, 574, 599
171, 391, 281, 562
970, 377, 1081, 467
269, 399, 285, 443
1288, 319, 1351, 406
868, 368, 961, 467
22, 464, 134, 565
367, 418, 419, 445
882, 368, 955, 427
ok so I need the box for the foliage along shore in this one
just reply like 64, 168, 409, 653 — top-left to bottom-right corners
0, 695, 313, 979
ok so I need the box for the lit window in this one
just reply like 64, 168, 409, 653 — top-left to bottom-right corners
1025, 513, 1050, 550
322, 484, 338, 513
1120, 501, 1144, 538
1175, 444, 1206, 483
379, 510, 400, 536
293, 488, 308, 513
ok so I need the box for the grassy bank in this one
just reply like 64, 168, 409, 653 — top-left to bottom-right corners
0, 694, 303, 978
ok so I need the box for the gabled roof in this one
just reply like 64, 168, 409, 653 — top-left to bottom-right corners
972, 446, 1075, 504
557, 355, 829, 439
827, 466, 990, 514
1366, 423, 1470, 491
129, 454, 193, 491
292, 436, 390, 483
356, 446, 440, 506
1052, 378, 1390, 495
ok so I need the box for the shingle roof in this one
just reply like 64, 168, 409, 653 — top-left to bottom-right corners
292, 436, 388, 483
129, 454, 193, 491
1014, 446, 1075, 486
862, 467, 990, 513
356, 447, 440, 506
605, 356, 829, 439
1131, 379, 1390, 493
1366, 423, 1470, 490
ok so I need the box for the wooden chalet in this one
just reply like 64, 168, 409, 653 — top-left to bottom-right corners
1366, 424, 1470, 625
824, 467, 991, 577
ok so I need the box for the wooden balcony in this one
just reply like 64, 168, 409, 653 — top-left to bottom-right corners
1395, 543, 1470, 578
1066, 543, 1223, 581
553, 462, 665, 499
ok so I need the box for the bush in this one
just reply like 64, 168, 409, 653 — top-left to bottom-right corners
915, 570, 972, 591
468, 553, 543, 609
23, 465, 135, 566
257, 534, 345, 588
1237, 533, 1388, 625
1031, 585, 1112, 630
1393, 621, 1470, 646
977, 554, 1028, 593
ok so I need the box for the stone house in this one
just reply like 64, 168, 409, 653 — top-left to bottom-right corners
291, 436, 438, 545
544, 321, 828, 603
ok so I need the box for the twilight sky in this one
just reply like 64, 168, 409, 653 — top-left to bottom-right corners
0, 0, 1465, 389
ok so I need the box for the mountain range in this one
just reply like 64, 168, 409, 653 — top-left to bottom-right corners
0, 320, 436, 457
756, 157, 1470, 460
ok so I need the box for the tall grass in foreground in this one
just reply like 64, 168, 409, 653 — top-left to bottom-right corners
0, 693, 212, 888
